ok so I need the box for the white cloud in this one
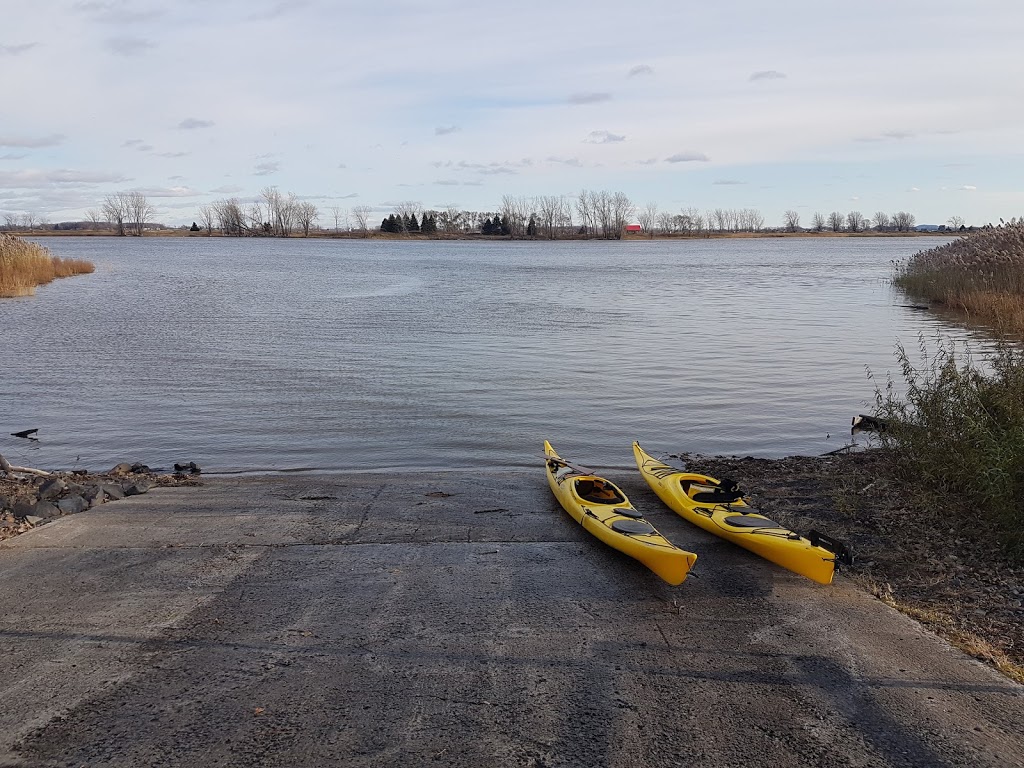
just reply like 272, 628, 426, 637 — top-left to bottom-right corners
665, 152, 710, 163
960, 184, 977, 191
0, 169, 128, 187
0, 134, 65, 148
435, 125, 460, 136
750, 70, 786, 81
584, 130, 625, 144
177, 118, 214, 130
254, 161, 280, 175
628, 64, 654, 77
0, 43, 38, 56
567, 92, 612, 105
105, 36, 155, 55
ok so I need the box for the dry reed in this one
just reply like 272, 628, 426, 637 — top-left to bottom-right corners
0, 232, 94, 297
894, 219, 1024, 333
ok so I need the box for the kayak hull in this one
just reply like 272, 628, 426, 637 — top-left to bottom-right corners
633, 441, 836, 584
544, 441, 696, 585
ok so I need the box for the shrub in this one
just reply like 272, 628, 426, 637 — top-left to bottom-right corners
872, 336, 1024, 557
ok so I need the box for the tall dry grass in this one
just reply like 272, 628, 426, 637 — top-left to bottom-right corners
0, 232, 94, 297
894, 220, 1024, 332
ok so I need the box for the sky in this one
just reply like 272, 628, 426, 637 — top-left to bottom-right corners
2, 0, 1023, 228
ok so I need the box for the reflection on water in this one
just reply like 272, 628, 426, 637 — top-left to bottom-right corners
0, 236, 972, 472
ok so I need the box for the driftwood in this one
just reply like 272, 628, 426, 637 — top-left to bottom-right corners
11, 428, 38, 439
0, 453, 51, 477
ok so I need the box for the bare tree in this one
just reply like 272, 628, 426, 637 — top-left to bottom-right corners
811, 212, 826, 232
102, 193, 129, 236
947, 215, 966, 230
296, 201, 319, 236
872, 211, 890, 231
783, 210, 801, 233
575, 189, 595, 238
610, 192, 634, 239
892, 211, 916, 232
846, 211, 866, 233
85, 209, 103, 231
637, 202, 658, 238
656, 211, 675, 235
197, 205, 215, 235
351, 205, 371, 234
124, 191, 155, 236
212, 198, 247, 236
827, 211, 845, 232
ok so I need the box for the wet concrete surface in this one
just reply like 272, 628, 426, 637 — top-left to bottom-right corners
1, 472, 1022, 767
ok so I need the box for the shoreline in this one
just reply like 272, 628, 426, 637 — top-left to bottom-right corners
9, 229, 954, 241
3, 449, 1021, 684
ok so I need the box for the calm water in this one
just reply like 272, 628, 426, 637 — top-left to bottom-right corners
0, 236, 970, 473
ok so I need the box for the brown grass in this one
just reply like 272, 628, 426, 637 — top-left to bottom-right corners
0, 232, 94, 297
894, 220, 1024, 333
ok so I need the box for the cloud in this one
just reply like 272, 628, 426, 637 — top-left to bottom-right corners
636, 158, 658, 166
156, 151, 190, 158
130, 186, 201, 197
665, 151, 710, 163
122, 138, 145, 147
248, 0, 310, 21
105, 36, 156, 55
909, 186, 921, 192
584, 130, 625, 144
547, 156, 583, 167
210, 185, 243, 193
75, 1, 163, 23
567, 92, 612, 105
713, 179, 746, 185
749, 70, 786, 81
628, 64, 654, 77
960, 184, 977, 191
881, 130, 914, 140
0, 43, 38, 56
0, 133, 65, 148
435, 125, 460, 136
0, 153, 27, 161
433, 158, 531, 175
337, 162, 347, 169
434, 179, 461, 186
254, 161, 280, 175
177, 117, 215, 130
0, 169, 128, 188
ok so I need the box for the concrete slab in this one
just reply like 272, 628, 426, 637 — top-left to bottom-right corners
1, 472, 1021, 767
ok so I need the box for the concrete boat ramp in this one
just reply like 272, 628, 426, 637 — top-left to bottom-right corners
1, 472, 1022, 767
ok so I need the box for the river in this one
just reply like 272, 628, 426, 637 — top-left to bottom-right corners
0, 235, 968, 473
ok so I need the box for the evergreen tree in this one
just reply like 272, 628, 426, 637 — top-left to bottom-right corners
421, 214, 437, 234
526, 215, 537, 237
499, 214, 511, 236
482, 217, 495, 235
407, 213, 420, 233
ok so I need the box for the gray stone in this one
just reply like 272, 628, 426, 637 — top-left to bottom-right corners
64, 482, 87, 496
13, 500, 36, 519
101, 484, 125, 501
33, 501, 61, 519
23, 515, 43, 525
37, 477, 67, 501
109, 463, 133, 476
83, 486, 105, 508
0, 494, 11, 512
122, 479, 153, 497
57, 495, 88, 515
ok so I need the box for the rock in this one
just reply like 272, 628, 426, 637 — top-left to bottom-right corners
24, 515, 43, 525
13, 499, 36, 519
0, 494, 11, 512
33, 501, 61, 519
64, 482, 87, 497
37, 477, 67, 501
109, 463, 133, 476
101, 483, 125, 501
122, 478, 152, 496
130, 463, 152, 474
83, 486, 105, 507
57, 495, 88, 515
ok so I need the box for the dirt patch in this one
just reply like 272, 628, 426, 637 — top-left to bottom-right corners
676, 449, 1024, 682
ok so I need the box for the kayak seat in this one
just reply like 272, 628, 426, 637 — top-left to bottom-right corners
723, 515, 785, 529
610, 519, 656, 535
691, 488, 744, 504
575, 479, 626, 505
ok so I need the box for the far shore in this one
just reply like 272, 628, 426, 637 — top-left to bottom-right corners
8, 228, 955, 241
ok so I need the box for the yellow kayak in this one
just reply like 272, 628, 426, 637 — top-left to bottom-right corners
544, 441, 696, 585
633, 441, 851, 585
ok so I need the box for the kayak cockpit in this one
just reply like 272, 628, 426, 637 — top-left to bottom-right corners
574, 478, 626, 504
